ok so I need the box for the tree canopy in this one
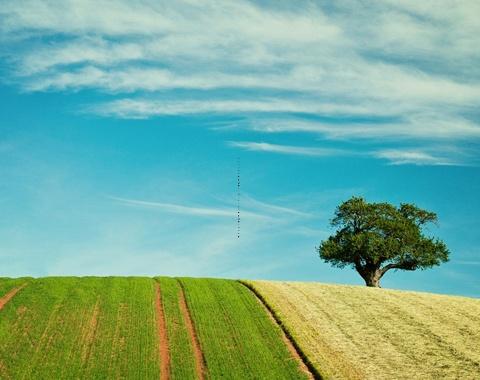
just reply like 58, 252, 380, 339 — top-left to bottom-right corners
317, 197, 449, 287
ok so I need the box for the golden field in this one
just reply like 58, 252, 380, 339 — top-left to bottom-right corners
248, 281, 480, 380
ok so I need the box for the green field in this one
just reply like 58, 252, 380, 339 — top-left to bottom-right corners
0, 277, 307, 379
155, 277, 197, 380
0, 277, 160, 379
179, 278, 308, 379
1, 276, 479, 379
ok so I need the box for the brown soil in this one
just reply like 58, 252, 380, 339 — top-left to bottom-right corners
240, 282, 317, 380
155, 282, 170, 380
0, 283, 27, 311
178, 286, 206, 380
279, 322, 315, 380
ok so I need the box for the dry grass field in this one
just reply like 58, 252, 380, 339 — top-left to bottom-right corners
248, 280, 480, 380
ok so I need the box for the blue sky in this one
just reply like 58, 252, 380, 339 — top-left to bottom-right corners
0, 0, 479, 297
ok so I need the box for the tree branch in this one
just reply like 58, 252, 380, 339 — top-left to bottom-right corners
381, 261, 417, 275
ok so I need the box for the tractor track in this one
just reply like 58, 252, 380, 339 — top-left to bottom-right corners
0, 283, 27, 311
178, 281, 206, 380
239, 281, 322, 380
155, 282, 171, 380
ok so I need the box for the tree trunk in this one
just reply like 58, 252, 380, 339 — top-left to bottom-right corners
363, 269, 382, 287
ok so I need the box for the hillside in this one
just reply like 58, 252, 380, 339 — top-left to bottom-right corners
1, 277, 479, 379
247, 281, 480, 380
0, 277, 307, 379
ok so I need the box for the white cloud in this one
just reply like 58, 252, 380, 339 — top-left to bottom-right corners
1, 0, 480, 160
108, 194, 311, 220
230, 141, 468, 166
229, 141, 346, 157
250, 114, 480, 140
108, 196, 265, 219
88, 98, 384, 118
373, 149, 458, 166
239, 194, 312, 218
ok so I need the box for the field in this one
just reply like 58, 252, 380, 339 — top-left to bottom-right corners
0, 277, 308, 379
0, 277, 160, 379
155, 277, 197, 380
247, 280, 480, 380
1, 277, 479, 379
179, 278, 309, 379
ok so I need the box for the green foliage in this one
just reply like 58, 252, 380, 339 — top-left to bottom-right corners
179, 277, 308, 380
317, 197, 449, 286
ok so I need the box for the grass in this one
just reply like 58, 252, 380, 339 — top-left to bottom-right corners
0, 278, 31, 298
0, 277, 160, 379
1, 276, 306, 379
3, 276, 478, 379
247, 280, 480, 380
156, 277, 197, 380
179, 277, 308, 380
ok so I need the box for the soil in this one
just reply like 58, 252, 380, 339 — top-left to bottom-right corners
155, 282, 170, 380
241, 282, 317, 380
0, 283, 27, 311
178, 286, 206, 380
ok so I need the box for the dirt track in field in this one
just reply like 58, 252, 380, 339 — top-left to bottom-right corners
271, 310, 315, 380
179, 285, 206, 380
240, 281, 319, 380
0, 283, 27, 311
155, 283, 170, 380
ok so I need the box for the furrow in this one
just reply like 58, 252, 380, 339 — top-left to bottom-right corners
178, 283, 206, 380
0, 283, 27, 311
239, 281, 321, 380
155, 282, 171, 380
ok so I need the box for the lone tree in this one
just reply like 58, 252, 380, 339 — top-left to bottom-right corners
317, 197, 449, 287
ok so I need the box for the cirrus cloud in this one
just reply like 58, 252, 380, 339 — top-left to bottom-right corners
1, 0, 479, 164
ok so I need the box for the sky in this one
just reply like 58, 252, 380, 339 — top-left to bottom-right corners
0, 0, 479, 297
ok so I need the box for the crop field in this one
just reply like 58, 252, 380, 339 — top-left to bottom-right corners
0, 278, 31, 311
0, 278, 31, 296
179, 278, 309, 380
155, 277, 197, 380
0, 277, 308, 379
247, 280, 480, 380
0, 277, 160, 379
2, 276, 479, 379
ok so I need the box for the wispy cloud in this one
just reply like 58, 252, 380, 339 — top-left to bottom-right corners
249, 115, 480, 141
373, 149, 459, 166
228, 141, 347, 157
240, 194, 312, 217
87, 98, 378, 119
1, 0, 480, 162
108, 194, 311, 220
230, 141, 468, 166
108, 196, 264, 219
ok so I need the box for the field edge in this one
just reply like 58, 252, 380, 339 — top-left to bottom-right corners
240, 280, 324, 380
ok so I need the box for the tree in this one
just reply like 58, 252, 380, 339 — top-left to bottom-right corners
317, 197, 449, 287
